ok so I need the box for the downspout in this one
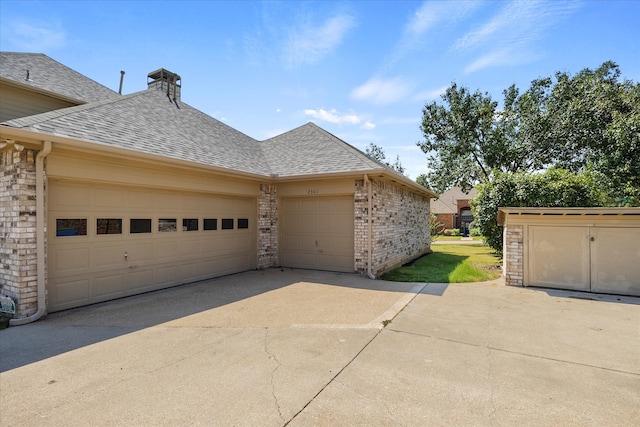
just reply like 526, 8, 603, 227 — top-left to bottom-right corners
364, 174, 376, 279
11, 140, 51, 326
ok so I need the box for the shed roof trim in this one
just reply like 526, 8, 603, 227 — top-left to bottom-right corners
497, 207, 640, 225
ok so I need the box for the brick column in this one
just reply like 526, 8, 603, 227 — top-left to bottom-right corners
354, 179, 368, 274
257, 183, 278, 268
504, 225, 524, 286
0, 149, 39, 317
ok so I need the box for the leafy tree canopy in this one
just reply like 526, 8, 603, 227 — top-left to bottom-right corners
472, 168, 610, 254
419, 61, 639, 201
365, 143, 406, 175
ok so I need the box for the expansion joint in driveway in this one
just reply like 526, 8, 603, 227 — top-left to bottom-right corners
283, 283, 427, 426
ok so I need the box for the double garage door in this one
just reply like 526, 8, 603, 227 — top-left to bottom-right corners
48, 181, 256, 312
528, 226, 640, 296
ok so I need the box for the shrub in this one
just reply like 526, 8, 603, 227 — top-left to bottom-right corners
472, 168, 609, 254
444, 228, 461, 236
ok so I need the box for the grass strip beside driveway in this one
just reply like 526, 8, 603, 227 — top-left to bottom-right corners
381, 244, 501, 283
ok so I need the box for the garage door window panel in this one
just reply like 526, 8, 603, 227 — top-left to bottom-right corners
130, 219, 152, 234
56, 219, 87, 236
222, 218, 234, 230
204, 219, 218, 230
183, 219, 198, 231
97, 218, 122, 235
159, 218, 177, 232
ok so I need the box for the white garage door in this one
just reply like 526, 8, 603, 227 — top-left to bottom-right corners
280, 196, 354, 273
528, 225, 640, 296
48, 181, 256, 312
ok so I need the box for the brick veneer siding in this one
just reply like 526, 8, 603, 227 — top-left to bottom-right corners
354, 178, 431, 277
0, 148, 41, 318
435, 213, 453, 232
354, 180, 368, 274
503, 224, 524, 286
258, 183, 278, 268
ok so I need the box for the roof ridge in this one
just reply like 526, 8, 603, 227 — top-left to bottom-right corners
304, 122, 407, 176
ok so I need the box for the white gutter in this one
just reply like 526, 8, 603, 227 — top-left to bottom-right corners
364, 174, 376, 280
11, 140, 51, 326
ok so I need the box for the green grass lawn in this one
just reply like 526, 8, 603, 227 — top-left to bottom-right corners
381, 244, 502, 283
431, 235, 483, 241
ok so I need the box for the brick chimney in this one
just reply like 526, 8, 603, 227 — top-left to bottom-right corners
147, 69, 181, 101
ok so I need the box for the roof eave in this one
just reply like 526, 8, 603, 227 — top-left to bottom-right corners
0, 126, 269, 182
0, 76, 89, 105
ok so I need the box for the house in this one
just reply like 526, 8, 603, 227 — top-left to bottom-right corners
430, 187, 477, 235
0, 52, 437, 323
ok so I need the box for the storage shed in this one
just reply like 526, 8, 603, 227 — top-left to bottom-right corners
498, 207, 640, 297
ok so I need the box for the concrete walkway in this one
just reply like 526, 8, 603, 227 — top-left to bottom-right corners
1, 269, 638, 426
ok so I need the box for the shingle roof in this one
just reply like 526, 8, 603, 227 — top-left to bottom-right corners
1, 88, 401, 180
431, 187, 477, 213
0, 52, 118, 103
2, 88, 271, 175
262, 122, 387, 177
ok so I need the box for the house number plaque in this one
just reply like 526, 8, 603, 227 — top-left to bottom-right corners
307, 189, 319, 195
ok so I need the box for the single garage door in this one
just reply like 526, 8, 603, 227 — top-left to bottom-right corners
280, 196, 354, 272
529, 225, 640, 296
48, 180, 256, 312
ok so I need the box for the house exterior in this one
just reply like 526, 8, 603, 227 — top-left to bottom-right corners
0, 52, 436, 323
498, 207, 640, 297
430, 187, 477, 235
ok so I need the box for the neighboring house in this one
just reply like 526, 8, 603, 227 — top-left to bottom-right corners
0, 52, 437, 322
430, 187, 477, 235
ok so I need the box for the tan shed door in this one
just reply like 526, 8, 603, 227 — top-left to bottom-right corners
48, 181, 256, 312
528, 226, 590, 291
591, 227, 640, 296
528, 225, 640, 296
280, 196, 354, 272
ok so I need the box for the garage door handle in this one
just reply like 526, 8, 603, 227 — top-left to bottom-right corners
316, 240, 318, 247
590, 236, 595, 242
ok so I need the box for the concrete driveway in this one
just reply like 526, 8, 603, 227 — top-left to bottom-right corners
1, 269, 638, 426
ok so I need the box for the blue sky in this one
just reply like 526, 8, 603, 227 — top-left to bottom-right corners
1, 0, 639, 179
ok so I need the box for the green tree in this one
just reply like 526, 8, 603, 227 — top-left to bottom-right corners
419, 61, 639, 201
473, 168, 609, 254
415, 174, 430, 188
365, 143, 406, 175
532, 61, 640, 200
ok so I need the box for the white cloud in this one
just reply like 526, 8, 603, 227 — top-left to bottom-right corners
304, 108, 364, 125
351, 76, 413, 106
454, 0, 581, 72
390, 0, 481, 64
414, 85, 448, 102
6, 20, 66, 51
361, 121, 376, 130
286, 13, 356, 66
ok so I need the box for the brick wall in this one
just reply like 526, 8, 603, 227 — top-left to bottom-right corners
258, 183, 278, 268
503, 224, 524, 286
435, 213, 453, 232
354, 178, 431, 277
0, 148, 40, 317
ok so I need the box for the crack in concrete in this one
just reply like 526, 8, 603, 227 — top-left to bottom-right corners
284, 286, 425, 426
386, 328, 640, 376
263, 327, 285, 424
